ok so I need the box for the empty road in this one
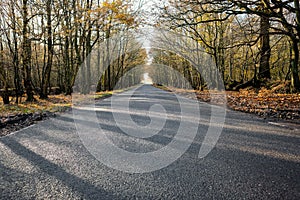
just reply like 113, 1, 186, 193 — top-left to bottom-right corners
0, 85, 299, 199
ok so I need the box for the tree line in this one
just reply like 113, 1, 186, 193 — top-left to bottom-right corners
0, 0, 146, 104
1, 0, 299, 106
152, 0, 300, 92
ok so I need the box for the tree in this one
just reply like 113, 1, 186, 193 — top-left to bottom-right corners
159, 1, 236, 89
222, 0, 300, 91
21, 0, 37, 102
259, 9, 271, 80
0, 35, 10, 104
0, 0, 144, 103
158, 0, 300, 92
40, 0, 54, 99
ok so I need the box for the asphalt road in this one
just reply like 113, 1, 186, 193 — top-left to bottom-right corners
0, 85, 299, 199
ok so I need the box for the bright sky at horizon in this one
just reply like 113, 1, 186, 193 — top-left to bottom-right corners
132, 0, 165, 65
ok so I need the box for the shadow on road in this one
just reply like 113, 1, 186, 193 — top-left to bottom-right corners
0, 136, 118, 199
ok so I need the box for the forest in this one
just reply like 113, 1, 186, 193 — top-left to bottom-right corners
0, 0, 299, 106
0, 0, 146, 105
150, 0, 300, 93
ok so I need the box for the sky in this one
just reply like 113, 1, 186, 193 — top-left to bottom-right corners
133, 0, 163, 64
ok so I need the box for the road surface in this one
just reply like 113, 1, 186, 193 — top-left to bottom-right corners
0, 85, 299, 199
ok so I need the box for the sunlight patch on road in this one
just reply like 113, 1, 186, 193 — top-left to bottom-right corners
218, 143, 300, 163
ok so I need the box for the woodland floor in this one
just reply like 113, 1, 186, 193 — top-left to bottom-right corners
1, 86, 299, 137
167, 86, 300, 123
0, 92, 112, 137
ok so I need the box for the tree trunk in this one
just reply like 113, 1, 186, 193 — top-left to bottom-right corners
259, 15, 271, 80
64, 35, 72, 95
291, 0, 300, 92
21, 0, 35, 102
11, 2, 22, 103
62, 0, 72, 95
106, 29, 112, 91
40, 0, 53, 99
83, 0, 92, 94
294, 0, 300, 40
291, 39, 300, 92
0, 37, 9, 104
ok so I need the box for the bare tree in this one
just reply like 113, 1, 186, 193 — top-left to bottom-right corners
40, 0, 54, 99
21, 0, 35, 102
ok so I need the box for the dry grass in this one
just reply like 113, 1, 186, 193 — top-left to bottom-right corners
0, 91, 114, 117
